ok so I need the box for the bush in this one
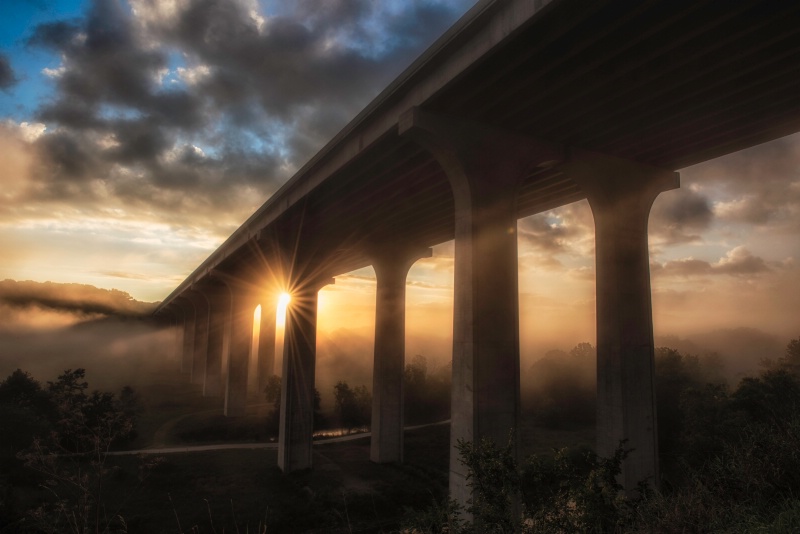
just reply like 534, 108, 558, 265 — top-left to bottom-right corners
403, 435, 642, 533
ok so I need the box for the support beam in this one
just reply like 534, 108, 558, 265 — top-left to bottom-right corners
278, 278, 333, 472
177, 297, 196, 376
370, 246, 432, 464
257, 294, 278, 391
166, 306, 184, 369
186, 291, 209, 386
201, 283, 230, 398
400, 108, 564, 507
561, 151, 679, 491
222, 283, 258, 417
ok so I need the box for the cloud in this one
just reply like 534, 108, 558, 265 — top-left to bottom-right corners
517, 201, 595, 270
653, 246, 771, 278
0, 53, 18, 91
682, 133, 800, 232
650, 187, 713, 245
0, 279, 157, 320
13, 0, 473, 259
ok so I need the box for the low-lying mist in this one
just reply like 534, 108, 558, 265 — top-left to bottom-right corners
0, 279, 173, 391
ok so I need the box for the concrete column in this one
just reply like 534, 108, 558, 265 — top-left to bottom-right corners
167, 306, 184, 368
257, 294, 278, 391
186, 291, 209, 386
178, 298, 196, 376
278, 278, 333, 472
400, 108, 563, 506
370, 247, 432, 464
203, 284, 230, 398
223, 285, 258, 417
562, 152, 679, 491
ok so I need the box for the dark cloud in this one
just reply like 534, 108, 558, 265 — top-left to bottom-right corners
26, 20, 82, 50
0, 53, 18, 91
650, 188, 713, 244
17, 0, 471, 228
652, 247, 770, 278
684, 133, 800, 229
518, 215, 573, 253
0, 279, 157, 318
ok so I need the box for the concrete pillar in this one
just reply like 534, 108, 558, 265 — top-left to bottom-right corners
400, 108, 563, 506
178, 298, 196, 376
278, 278, 333, 472
562, 152, 679, 491
257, 294, 278, 391
202, 284, 230, 398
223, 285, 258, 417
186, 291, 209, 386
370, 247, 432, 464
168, 306, 184, 367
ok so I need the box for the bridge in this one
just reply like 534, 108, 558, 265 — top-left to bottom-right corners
154, 0, 800, 503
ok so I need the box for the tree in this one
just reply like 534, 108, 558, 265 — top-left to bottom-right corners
264, 375, 323, 436
17, 369, 143, 534
333, 381, 371, 433
523, 343, 596, 428
404, 355, 451, 425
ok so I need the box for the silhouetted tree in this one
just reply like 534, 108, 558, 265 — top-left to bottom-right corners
15, 368, 146, 534
264, 374, 323, 436
404, 355, 450, 425
523, 343, 596, 428
333, 381, 370, 433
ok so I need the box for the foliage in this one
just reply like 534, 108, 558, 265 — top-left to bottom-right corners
404, 355, 451, 425
654, 347, 725, 468
333, 380, 371, 433
523, 343, 596, 428
404, 435, 642, 534
263, 374, 323, 436
8, 368, 149, 534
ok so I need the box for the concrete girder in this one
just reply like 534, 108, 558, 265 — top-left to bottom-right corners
560, 151, 679, 491
369, 245, 433, 464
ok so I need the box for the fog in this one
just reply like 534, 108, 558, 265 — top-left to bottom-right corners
0, 276, 791, 408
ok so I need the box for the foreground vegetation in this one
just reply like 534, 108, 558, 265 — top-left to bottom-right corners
1, 337, 799, 532
405, 336, 800, 533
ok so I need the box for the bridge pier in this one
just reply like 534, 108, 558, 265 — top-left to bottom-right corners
177, 297, 195, 376
369, 246, 432, 464
400, 108, 563, 507
257, 294, 278, 391
278, 278, 332, 472
201, 283, 229, 397
185, 291, 209, 386
223, 283, 258, 417
563, 153, 678, 491
167, 306, 184, 368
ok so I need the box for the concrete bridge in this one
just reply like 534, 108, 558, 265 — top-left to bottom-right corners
154, 0, 800, 503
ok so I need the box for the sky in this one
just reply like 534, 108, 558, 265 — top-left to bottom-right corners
0, 0, 798, 384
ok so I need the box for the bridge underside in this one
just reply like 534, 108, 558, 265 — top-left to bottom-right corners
156, 0, 800, 507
